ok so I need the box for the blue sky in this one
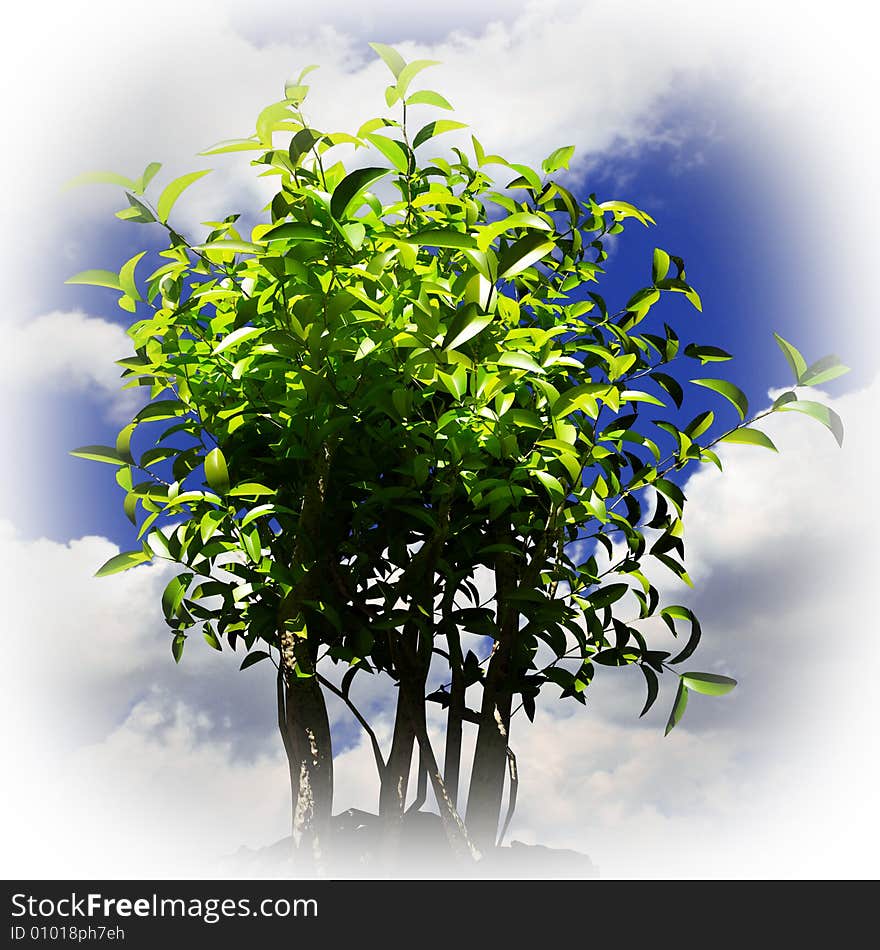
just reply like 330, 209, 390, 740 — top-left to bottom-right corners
2, 0, 877, 879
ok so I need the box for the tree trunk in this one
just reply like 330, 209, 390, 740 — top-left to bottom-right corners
380, 689, 416, 817
465, 534, 519, 852
278, 667, 334, 869
274, 440, 339, 867
443, 626, 465, 808
464, 640, 514, 850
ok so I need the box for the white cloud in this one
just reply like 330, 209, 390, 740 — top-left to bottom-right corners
4, 310, 139, 420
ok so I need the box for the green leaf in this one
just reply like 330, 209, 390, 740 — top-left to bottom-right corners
587, 583, 628, 610
599, 199, 655, 226
664, 679, 689, 735
199, 138, 264, 156
205, 447, 229, 494
773, 332, 807, 383
137, 162, 162, 194
541, 145, 575, 174
532, 469, 565, 501
330, 167, 391, 220
115, 425, 135, 463
240, 650, 271, 670
200, 509, 226, 543
684, 343, 733, 364
412, 120, 468, 150
506, 163, 542, 191
396, 59, 440, 95
70, 445, 125, 465
156, 169, 211, 223
134, 400, 185, 423
652, 247, 671, 283
685, 410, 715, 439
369, 42, 406, 78
621, 390, 666, 407
242, 525, 262, 562
410, 227, 477, 249
778, 400, 844, 446
228, 482, 276, 497
355, 337, 376, 361
118, 251, 146, 302
212, 326, 265, 355
64, 170, 137, 190
405, 90, 453, 110
289, 128, 321, 166
95, 549, 151, 577
498, 232, 555, 279
438, 366, 467, 401
497, 351, 545, 375
203, 625, 222, 651
663, 606, 703, 665
171, 634, 187, 663
443, 305, 494, 351
551, 385, 601, 419
116, 193, 155, 223
262, 221, 331, 244
654, 478, 686, 516
364, 133, 409, 173
772, 390, 798, 409
681, 672, 737, 696
343, 222, 366, 250
162, 573, 192, 620
65, 270, 122, 291
283, 83, 309, 105
194, 240, 263, 255
477, 212, 552, 251
798, 354, 850, 386
719, 427, 778, 452
690, 378, 749, 420
240, 504, 276, 528
639, 665, 659, 718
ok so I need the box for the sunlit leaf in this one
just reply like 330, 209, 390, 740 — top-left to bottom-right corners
664, 679, 689, 735
330, 166, 391, 220
719, 427, 778, 451
205, 447, 229, 494
681, 672, 737, 696
690, 378, 749, 420
95, 549, 151, 577
369, 42, 406, 78
156, 169, 211, 223
773, 332, 807, 383
778, 400, 844, 446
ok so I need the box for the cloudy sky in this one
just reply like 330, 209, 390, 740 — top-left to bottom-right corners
1, 0, 877, 879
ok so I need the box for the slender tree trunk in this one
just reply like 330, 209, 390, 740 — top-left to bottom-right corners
377, 669, 418, 870
465, 640, 514, 850
443, 626, 465, 808
275, 440, 339, 868
465, 534, 519, 852
279, 666, 334, 866
379, 687, 416, 816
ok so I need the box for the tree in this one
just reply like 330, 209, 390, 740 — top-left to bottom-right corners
67, 44, 848, 869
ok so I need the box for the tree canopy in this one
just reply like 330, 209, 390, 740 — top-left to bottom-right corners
67, 44, 848, 866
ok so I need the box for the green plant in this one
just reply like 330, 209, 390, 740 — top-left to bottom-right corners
67, 43, 847, 866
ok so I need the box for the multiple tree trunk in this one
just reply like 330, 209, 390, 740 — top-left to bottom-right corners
276, 449, 523, 866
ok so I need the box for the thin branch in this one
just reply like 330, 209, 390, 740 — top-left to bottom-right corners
316, 672, 386, 779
